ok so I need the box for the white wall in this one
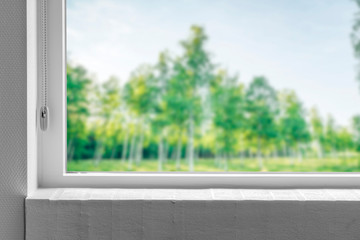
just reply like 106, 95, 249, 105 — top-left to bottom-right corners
0, 0, 27, 239
2, 1, 360, 239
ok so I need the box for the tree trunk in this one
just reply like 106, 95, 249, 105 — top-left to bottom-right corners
121, 129, 129, 163
283, 142, 287, 158
135, 133, 143, 166
224, 153, 229, 171
66, 139, 73, 161
297, 144, 303, 163
171, 146, 176, 160
69, 144, 75, 162
188, 114, 195, 172
257, 137, 263, 170
317, 141, 323, 159
176, 132, 182, 170
94, 141, 103, 165
215, 151, 221, 167
238, 137, 244, 167
158, 133, 164, 172
240, 151, 244, 167
94, 119, 111, 164
128, 134, 136, 170
274, 148, 278, 159
194, 148, 199, 163
110, 146, 117, 159
163, 141, 168, 164
297, 150, 302, 163
290, 148, 295, 165
67, 139, 74, 161
135, 121, 144, 166
331, 145, 337, 159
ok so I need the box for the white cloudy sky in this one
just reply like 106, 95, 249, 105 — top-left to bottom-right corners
67, 0, 360, 125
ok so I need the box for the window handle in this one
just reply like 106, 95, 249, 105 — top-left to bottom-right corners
40, 106, 49, 131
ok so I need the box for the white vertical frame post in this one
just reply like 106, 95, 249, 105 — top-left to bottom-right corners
27, 0, 39, 193
37, 0, 67, 188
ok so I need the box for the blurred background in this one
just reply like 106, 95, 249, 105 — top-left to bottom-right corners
66, 0, 360, 172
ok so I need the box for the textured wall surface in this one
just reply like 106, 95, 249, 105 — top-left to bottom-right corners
0, 0, 27, 239
27, 189, 360, 240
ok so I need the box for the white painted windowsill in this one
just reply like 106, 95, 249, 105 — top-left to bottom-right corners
27, 188, 360, 201
26, 189, 360, 240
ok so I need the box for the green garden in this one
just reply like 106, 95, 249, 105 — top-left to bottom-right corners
67, 17, 360, 172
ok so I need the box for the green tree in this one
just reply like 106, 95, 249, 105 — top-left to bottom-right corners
67, 63, 92, 161
324, 115, 338, 158
163, 59, 189, 170
124, 65, 159, 168
177, 25, 214, 171
210, 70, 245, 170
152, 52, 172, 171
337, 127, 353, 158
310, 108, 325, 159
245, 76, 278, 170
278, 90, 310, 163
352, 115, 360, 152
93, 77, 122, 163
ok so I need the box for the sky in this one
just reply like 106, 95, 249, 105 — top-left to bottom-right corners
67, 0, 360, 126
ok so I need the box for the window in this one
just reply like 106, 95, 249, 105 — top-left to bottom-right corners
29, 0, 360, 188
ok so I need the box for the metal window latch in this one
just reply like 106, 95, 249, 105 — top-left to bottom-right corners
40, 106, 49, 131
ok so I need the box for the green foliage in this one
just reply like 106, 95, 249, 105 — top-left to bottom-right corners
245, 77, 278, 153
124, 65, 159, 118
178, 25, 214, 123
278, 90, 310, 148
211, 70, 245, 156
352, 115, 360, 151
67, 64, 92, 160
66, 25, 360, 172
352, 0, 360, 87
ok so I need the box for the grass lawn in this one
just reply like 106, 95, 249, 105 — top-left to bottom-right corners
68, 157, 360, 172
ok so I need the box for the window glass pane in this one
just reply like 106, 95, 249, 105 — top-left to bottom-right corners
66, 0, 360, 172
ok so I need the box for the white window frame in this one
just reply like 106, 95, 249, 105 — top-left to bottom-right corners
27, 0, 360, 189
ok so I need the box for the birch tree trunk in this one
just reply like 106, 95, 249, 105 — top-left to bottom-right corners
188, 113, 195, 172
257, 137, 263, 170
158, 132, 164, 171
135, 120, 144, 166
176, 131, 182, 170
317, 141, 323, 159
163, 141, 168, 164
239, 137, 244, 167
331, 145, 337, 159
283, 143, 287, 158
94, 141, 103, 166
128, 134, 136, 170
94, 119, 110, 165
297, 144, 303, 163
67, 138, 73, 161
273, 148, 278, 159
215, 149, 220, 167
121, 129, 129, 163
290, 148, 295, 165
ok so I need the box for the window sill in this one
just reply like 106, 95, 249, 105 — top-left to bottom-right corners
27, 188, 360, 201
26, 188, 360, 239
